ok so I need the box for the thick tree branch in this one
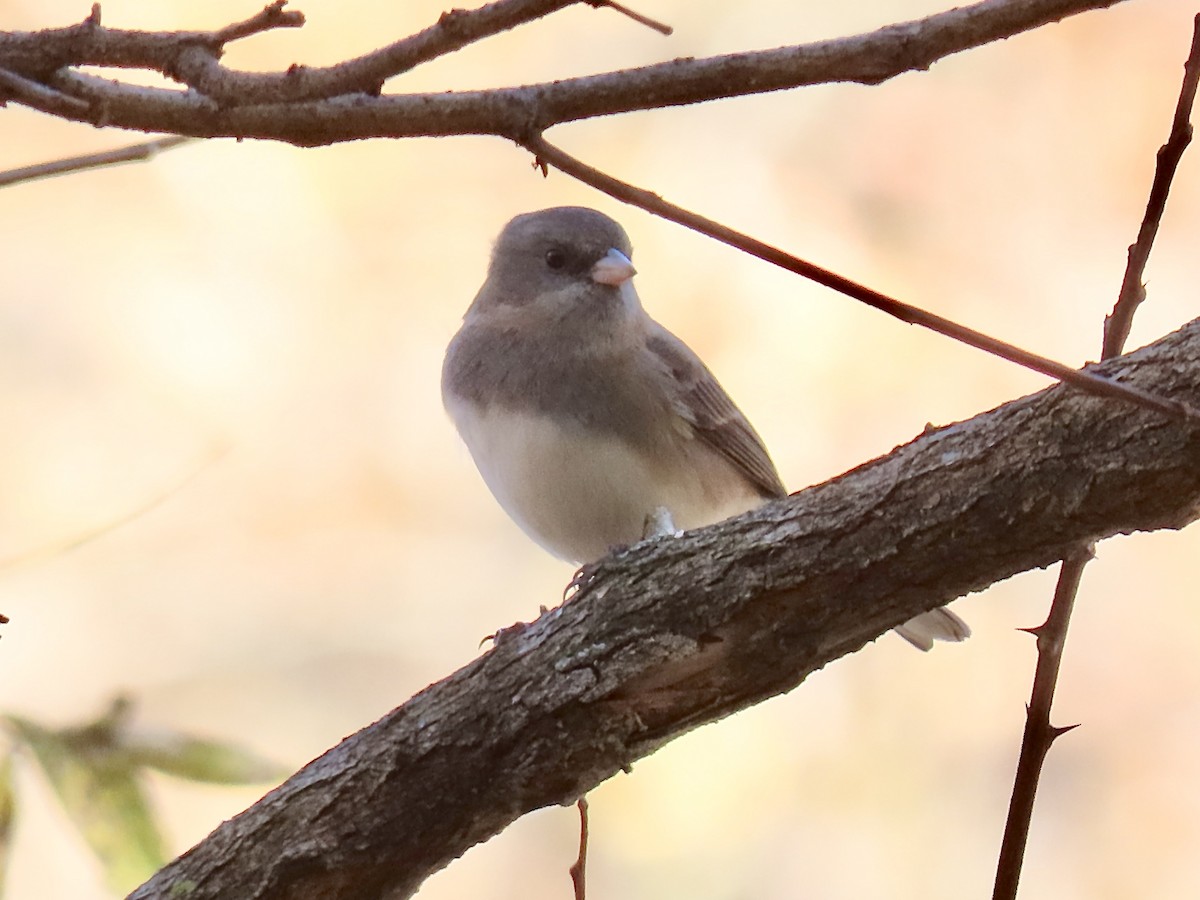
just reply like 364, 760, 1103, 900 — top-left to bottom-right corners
130, 319, 1200, 900
1, 0, 1127, 143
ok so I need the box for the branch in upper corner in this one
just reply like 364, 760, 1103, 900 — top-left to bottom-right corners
173, 0, 589, 106
0, 0, 583, 109
521, 133, 1200, 426
0, 0, 1130, 139
1103, 14, 1200, 359
0, 135, 192, 188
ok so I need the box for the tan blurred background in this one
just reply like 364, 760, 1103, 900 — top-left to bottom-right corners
2, 1, 1199, 897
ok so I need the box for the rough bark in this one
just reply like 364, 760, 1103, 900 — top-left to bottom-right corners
0, 0, 1127, 145
129, 318, 1200, 900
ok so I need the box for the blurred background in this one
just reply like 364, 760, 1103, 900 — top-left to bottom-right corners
1, 1, 1198, 897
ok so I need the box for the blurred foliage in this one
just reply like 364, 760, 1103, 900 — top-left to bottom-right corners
0, 696, 287, 898
0, 753, 13, 894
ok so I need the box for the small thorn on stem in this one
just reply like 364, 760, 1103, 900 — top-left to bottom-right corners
1049, 723, 1081, 741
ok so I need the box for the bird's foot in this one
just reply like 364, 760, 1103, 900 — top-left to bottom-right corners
481, 605, 550, 647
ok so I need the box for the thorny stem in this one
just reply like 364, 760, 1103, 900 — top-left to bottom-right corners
992, 549, 1089, 900
1104, 14, 1200, 359
993, 14, 1200, 900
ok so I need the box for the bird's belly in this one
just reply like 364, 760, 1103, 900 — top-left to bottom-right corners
445, 399, 762, 563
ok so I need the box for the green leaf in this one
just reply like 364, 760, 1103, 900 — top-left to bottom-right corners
6, 714, 166, 894
123, 731, 287, 786
1, 698, 286, 896
0, 751, 15, 893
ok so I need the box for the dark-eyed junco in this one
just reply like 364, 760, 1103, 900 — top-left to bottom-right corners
442, 207, 968, 650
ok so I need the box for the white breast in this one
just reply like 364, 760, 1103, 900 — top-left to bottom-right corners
444, 396, 763, 563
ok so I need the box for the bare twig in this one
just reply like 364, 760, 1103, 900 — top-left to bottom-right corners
0, 1, 1129, 138
523, 133, 1200, 425
994, 16, 1200, 900
569, 797, 589, 900
0, 443, 226, 572
0, 134, 192, 188
0, 0, 582, 108
172, 0, 587, 106
1103, 13, 1200, 358
211, 0, 305, 45
588, 0, 673, 36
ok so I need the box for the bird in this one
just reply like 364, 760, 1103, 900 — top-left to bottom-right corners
441, 206, 969, 650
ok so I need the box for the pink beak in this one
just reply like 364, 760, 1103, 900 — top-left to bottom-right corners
591, 249, 637, 286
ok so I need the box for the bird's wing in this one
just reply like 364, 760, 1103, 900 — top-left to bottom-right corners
646, 328, 787, 500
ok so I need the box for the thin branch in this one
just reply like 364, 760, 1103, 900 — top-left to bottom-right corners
0, 134, 192, 188
588, 0, 673, 36
0, 0, 582, 108
1103, 13, 1200, 359
0, 0, 1128, 139
128, 319, 1200, 900
210, 0, 305, 45
569, 797, 589, 900
0, 443, 225, 571
994, 16, 1200, 900
522, 133, 1200, 425
170, 0, 587, 106
992, 548, 1091, 900
0, 65, 88, 115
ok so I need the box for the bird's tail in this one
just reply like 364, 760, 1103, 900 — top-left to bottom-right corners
894, 607, 971, 652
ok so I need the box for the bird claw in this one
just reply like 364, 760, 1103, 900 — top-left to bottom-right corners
563, 511, 677, 602
482, 605, 550, 647
564, 561, 603, 600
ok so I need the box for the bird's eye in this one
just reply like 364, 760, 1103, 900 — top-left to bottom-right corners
544, 248, 566, 270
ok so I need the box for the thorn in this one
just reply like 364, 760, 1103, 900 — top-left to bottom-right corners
1049, 723, 1081, 741
1016, 624, 1044, 638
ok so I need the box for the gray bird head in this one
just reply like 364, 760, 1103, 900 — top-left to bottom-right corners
467, 207, 641, 327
